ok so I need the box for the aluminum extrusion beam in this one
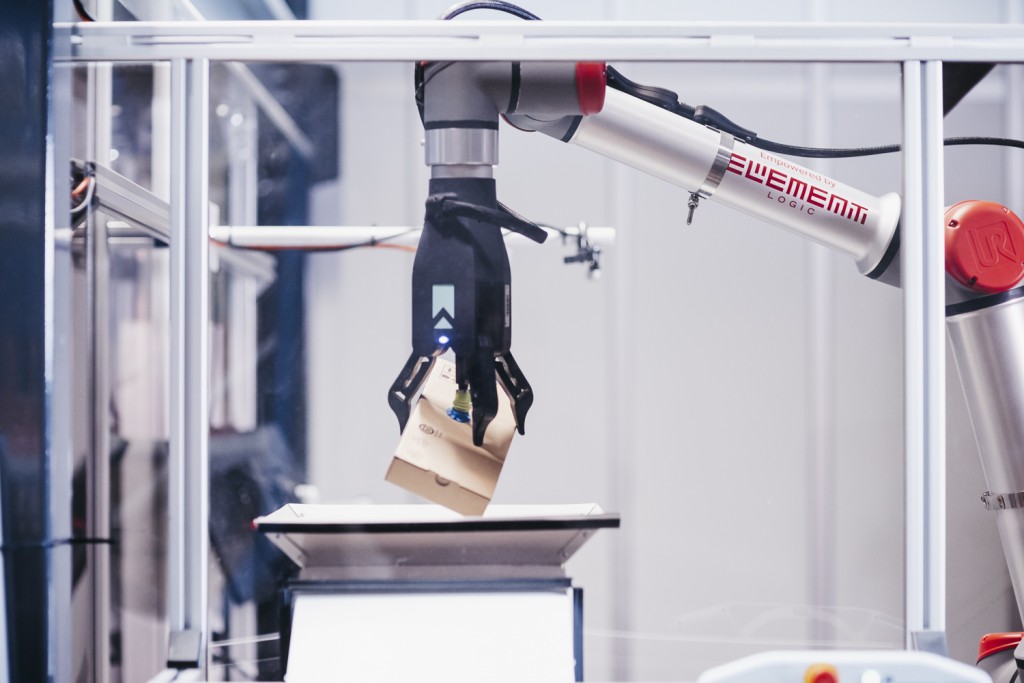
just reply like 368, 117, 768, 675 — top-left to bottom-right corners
94, 163, 170, 241
106, 0, 313, 159
901, 60, 947, 652
85, 194, 113, 683
168, 57, 210, 673
56, 16, 982, 665
55, 21, 1024, 63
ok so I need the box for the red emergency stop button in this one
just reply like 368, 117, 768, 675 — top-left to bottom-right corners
945, 200, 1024, 294
804, 663, 839, 683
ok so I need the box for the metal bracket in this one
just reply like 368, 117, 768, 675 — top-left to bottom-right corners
687, 130, 734, 226
910, 629, 949, 656
697, 130, 735, 201
167, 629, 202, 669
981, 490, 1024, 510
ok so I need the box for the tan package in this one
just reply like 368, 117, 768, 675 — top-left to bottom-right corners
385, 359, 516, 515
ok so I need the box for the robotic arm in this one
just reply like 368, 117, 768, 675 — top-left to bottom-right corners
386, 57, 926, 445
551, 71, 1024, 635
376, 4, 1024, 676
388, 57, 916, 448
390, 62, 1024, 641
516, 83, 904, 280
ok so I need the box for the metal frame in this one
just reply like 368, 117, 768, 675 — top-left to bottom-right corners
74, 157, 274, 675
83, 29, 114, 682
901, 60, 947, 652
52, 20, 1024, 63
54, 19, 999, 668
167, 57, 211, 669
84, 174, 113, 683
92, 164, 170, 239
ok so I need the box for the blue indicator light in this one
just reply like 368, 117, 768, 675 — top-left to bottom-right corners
438, 335, 450, 345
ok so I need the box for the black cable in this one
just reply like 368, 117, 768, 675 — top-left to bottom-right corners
607, 64, 1024, 159
535, 222, 568, 238
320, 228, 420, 252
440, 1, 541, 20
418, 2, 541, 121
1010, 669, 1019, 683
427, 9, 1024, 160
73, 0, 95, 21
755, 135, 1024, 159
753, 138, 899, 158
220, 228, 420, 254
948, 136, 1024, 151
606, 66, 694, 118
2, 537, 115, 551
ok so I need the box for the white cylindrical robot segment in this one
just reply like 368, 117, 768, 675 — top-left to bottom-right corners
568, 88, 901, 275
947, 291, 1024, 622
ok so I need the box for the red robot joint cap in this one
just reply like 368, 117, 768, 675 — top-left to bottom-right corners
945, 200, 1024, 294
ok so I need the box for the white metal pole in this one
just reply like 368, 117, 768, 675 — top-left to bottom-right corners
183, 55, 211, 672
608, 159, 635, 683
805, 59, 839, 647
84, 4, 114, 677
168, 57, 210, 672
47, 48, 75, 683
85, 177, 112, 683
901, 59, 926, 649
168, 56, 187, 646
901, 59, 946, 652
921, 59, 947, 642
208, 225, 615, 248
55, 21, 1024, 65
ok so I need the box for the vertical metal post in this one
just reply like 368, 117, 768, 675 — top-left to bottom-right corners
168, 57, 210, 672
85, 190, 112, 683
921, 60, 947, 647
608, 156, 635, 682
152, 64, 172, 202
1006, 1, 1024, 207
901, 60, 947, 653
83, 9, 113, 677
805, 59, 838, 647
49, 45, 75, 683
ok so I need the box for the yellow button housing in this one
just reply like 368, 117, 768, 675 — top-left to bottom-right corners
804, 663, 839, 683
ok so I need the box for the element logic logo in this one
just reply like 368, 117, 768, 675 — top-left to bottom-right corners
727, 151, 868, 225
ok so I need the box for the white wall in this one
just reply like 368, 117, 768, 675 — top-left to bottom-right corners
305, 1, 1023, 679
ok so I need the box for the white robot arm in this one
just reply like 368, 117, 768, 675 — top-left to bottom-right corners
509, 62, 1024, 638
518, 84, 903, 279
390, 44, 1024, 673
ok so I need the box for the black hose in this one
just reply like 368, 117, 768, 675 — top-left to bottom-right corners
440, 1, 541, 20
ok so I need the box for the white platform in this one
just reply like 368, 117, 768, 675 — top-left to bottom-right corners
255, 504, 618, 682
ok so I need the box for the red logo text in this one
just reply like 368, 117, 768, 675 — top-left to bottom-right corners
727, 152, 868, 225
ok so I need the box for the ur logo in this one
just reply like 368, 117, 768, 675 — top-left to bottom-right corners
432, 284, 454, 329
418, 424, 435, 435
969, 220, 1019, 268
